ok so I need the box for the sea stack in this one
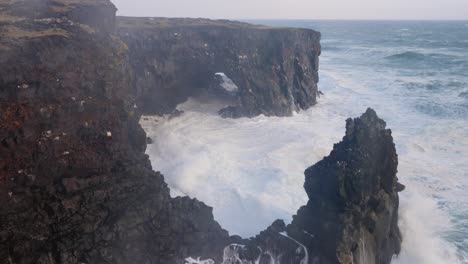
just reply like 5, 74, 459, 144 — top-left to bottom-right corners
211, 108, 404, 264
291, 108, 404, 264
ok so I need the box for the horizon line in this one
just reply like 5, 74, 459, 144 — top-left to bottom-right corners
116, 14, 468, 22
241, 18, 468, 22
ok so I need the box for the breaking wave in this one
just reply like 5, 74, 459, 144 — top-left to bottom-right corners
143, 20, 468, 264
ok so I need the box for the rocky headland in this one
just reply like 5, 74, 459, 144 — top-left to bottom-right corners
117, 16, 321, 118
0, 1, 403, 263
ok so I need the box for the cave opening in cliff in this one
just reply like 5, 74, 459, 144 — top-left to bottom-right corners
138, 71, 241, 117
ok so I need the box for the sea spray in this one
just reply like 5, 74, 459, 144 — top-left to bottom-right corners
141, 97, 344, 237
144, 20, 468, 264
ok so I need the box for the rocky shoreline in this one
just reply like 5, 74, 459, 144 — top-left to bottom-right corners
0, 1, 403, 263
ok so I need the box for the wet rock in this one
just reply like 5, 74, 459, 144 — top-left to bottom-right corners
0, 1, 229, 263
146, 137, 153, 144
290, 108, 404, 264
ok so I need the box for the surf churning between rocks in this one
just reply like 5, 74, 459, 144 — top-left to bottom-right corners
142, 20, 468, 264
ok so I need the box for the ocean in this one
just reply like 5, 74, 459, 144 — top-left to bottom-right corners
141, 20, 468, 263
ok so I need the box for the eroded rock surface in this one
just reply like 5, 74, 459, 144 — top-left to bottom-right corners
295, 108, 404, 264
0, 1, 230, 263
117, 17, 321, 118
1, 1, 402, 263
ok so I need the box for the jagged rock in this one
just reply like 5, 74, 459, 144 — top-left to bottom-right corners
286, 108, 404, 264
117, 17, 321, 118
1, 1, 403, 263
218, 108, 404, 264
0, 1, 229, 263
227, 220, 309, 264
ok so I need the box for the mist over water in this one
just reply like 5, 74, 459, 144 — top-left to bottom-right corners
143, 21, 468, 263
142, 96, 346, 236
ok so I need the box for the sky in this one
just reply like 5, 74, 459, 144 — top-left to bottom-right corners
111, 0, 468, 20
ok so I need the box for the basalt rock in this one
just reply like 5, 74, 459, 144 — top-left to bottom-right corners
207, 108, 404, 264
0, 1, 230, 263
117, 17, 321, 118
294, 108, 404, 264
1, 1, 402, 263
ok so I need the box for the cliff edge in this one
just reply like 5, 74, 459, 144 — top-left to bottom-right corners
117, 17, 321, 118
0, 1, 402, 263
0, 1, 230, 263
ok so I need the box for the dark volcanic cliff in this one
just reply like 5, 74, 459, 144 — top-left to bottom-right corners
117, 17, 321, 117
1, 1, 402, 263
0, 1, 230, 263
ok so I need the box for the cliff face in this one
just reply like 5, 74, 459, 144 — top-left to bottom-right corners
1, 1, 402, 263
0, 1, 230, 263
117, 17, 321, 118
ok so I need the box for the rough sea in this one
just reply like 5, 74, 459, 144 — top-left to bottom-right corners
141, 21, 468, 264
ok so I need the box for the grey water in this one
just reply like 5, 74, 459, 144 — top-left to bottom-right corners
144, 20, 468, 264
254, 20, 468, 263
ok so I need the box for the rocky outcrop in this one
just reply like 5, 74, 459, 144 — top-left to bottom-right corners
200, 108, 404, 264
1, 1, 402, 263
117, 17, 321, 118
0, 1, 230, 263
291, 108, 404, 264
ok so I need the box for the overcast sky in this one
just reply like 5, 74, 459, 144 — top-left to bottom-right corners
111, 0, 468, 20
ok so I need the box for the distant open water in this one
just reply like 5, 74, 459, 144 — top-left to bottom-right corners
143, 21, 468, 264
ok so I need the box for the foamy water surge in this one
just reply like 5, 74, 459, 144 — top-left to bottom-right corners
141, 20, 468, 264
142, 80, 464, 263
141, 97, 344, 236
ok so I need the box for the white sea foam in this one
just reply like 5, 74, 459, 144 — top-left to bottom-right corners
142, 50, 467, 264
142, 73, 466, 263
279, 232, 308, 264
214, 72, 239, 93
185, 257, 215, 264
142, 95, 344, 237
393, 190, 461, 264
